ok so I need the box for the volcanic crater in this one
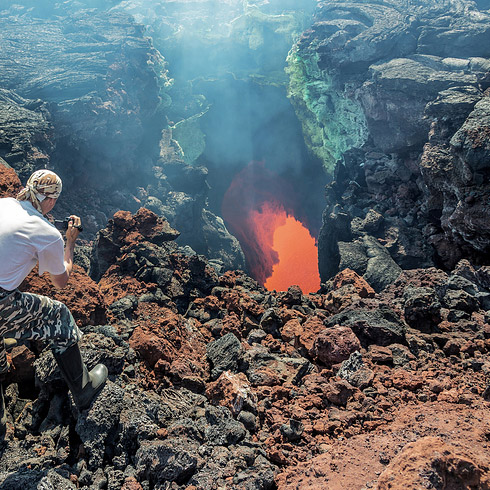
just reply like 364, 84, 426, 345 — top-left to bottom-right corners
0, 0, 490, 489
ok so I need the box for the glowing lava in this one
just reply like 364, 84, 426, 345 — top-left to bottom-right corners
222, 162, 320, 293
264, 211, 320, 293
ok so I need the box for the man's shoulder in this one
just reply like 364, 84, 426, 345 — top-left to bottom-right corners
17, 201, 62, 241
0, 197, 17, 206
0, 197, 25, 217
34, 216, 62, 242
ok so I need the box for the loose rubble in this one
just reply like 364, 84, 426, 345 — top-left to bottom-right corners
1, 166, 489, 488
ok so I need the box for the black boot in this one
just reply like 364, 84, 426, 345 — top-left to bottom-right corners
54, 343, 108, 411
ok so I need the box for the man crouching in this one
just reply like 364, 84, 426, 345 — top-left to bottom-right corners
0, 169, 107, 434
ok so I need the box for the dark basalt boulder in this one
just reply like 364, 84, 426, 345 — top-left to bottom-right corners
403, 286, 442, 333
326, 305, 407, 348
206, 332, 243, 381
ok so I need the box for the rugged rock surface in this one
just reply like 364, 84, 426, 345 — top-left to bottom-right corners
0, 3, 164, 193
0, 190, 489, 488
0, 89, 53, 178
1, 0, 490, 488
290, 0, 490, 282
0, 0, 246, 271
376, 436, 490, 489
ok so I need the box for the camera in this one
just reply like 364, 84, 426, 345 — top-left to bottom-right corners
53, 217, 83, 232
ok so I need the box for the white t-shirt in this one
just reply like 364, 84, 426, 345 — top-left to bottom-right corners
0, 198, 66, 290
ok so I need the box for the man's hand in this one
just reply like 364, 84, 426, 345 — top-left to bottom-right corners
65, 215, 82, 242
50, 214, 81, 288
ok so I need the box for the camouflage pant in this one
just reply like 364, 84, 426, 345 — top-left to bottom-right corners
0, 289, 82, 374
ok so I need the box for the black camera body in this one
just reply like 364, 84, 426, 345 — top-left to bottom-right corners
53, 217, 83, 232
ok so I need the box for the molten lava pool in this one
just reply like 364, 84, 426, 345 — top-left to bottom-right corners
263, 209, 320, 293
248, 202, 320, 293
222, 162, 321, 293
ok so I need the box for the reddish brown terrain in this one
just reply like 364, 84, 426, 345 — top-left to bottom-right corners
1, 167, 490, 489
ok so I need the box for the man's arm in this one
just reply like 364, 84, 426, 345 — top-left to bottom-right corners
50, 215, 81, 289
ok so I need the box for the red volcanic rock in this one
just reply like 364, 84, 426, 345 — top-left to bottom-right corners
391, 369, 425, 391
369, 345, 394, 364
295, 315, 326, 353
311, 326, 361, 367
443, 337, 465, 356
129, 326, 171, 368
321, 268, 376, 314
8, 345, 36, 383
323, 379, 356, 406
94, 208, 182, 285
206, 371, 257, 416
376, 436, 489, 489
21, 265, 107, 326
219, 288, 265, 319
121, 477, 144, 490
331, 269, 376, 298
278, 285, 303, 306
129, 303, 209, 383
281, 318, 303, 343
220, 312, 243, 338
296, 374, 356, 410
110, 208, 180, 247
0, 165, 22, 197
99, 269, 154, 306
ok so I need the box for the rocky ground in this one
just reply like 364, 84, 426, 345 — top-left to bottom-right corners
1, 0, 490, 488
1, 167, 490, 490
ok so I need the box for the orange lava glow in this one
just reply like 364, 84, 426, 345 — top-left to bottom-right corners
222, 161, 320, 293
264, 212, 321, 293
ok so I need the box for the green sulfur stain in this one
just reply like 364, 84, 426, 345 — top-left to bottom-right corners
286, 45, 368, 175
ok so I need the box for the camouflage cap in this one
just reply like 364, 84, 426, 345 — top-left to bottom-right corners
17, 169, 62, 212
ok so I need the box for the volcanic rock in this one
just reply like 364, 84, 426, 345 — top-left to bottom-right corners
0, 163, 22, 198
326, 305, 407, 347
376, 436, 489, 489
91, 208, 180, 280
0, 204, 489, 489
311, 326, 361, 368
0, 2, 246, 270
206, 371, 257, 416
403, 286, 442, 333
75, 382, 125, 469
338, 351, 374, 390
135, 438, 198, 486
7, 345, 36, 385
0, 468, 77, 489
206, 332, 243, 381
1, 0, 490, 488
260, 308, 283, 338
21, 265, 107, 327
0, 89, 52, 181
0, 6, 163, 186
299, 0, 490, 278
